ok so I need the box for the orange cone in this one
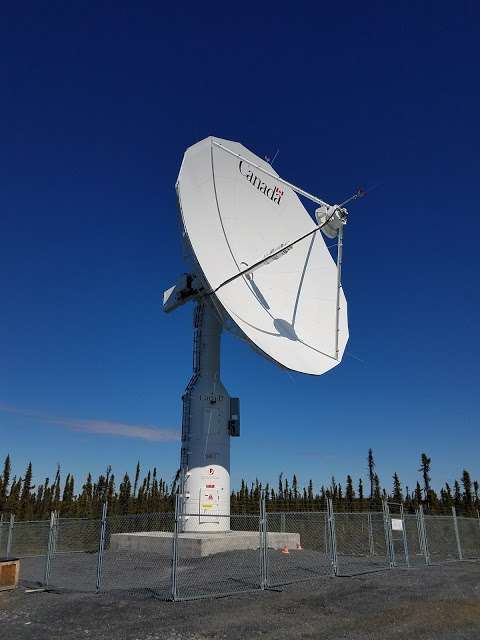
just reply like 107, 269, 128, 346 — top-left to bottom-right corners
281, 544, 289, 554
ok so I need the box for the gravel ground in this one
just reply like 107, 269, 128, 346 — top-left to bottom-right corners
17, 549, 390, 598
1, 561, 480, 639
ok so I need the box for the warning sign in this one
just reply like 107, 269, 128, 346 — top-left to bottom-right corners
199, 488, 220, 522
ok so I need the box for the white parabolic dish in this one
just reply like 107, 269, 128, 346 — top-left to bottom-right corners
176, 136, 348, 376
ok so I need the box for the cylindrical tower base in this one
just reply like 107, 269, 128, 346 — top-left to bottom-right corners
180, 302, 233, 532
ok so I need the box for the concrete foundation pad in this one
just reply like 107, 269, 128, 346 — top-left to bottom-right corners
110, 531, 301, 558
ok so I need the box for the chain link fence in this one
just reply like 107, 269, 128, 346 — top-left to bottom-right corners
403, 513, 426, 566
48, 515, 102, 592
457, 516, 480, 560
265, 511, 330, 587
2, 517, 51, 587
334, 511, 390, 575
101, 511, 174, 599
423, 514, 460, 563
174, 512, 262, 600
2, 498, 479, 601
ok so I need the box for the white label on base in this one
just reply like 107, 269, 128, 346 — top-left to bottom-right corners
391, 518, 403, 531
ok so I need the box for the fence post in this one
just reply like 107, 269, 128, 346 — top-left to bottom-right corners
95, 502, 108, 593
367, 511, 375, 556
382, 499, 395, 568
400, 504, 410, 567
477, 509, 480, 557
323, 516, 330, 556
418, 505, 430, 565
451, 506, 463, 561
327, 498, 338, 576
43, 510, 57, 587
259, 493, 264, 589
170, 494, 180, 601
415, 508, 425, 563
264, 497, 269, 587
53, 510, 59, 555
6, 514, 15, 559
259, 492, 268, 589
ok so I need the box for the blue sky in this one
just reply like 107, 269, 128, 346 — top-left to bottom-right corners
1, 3, 479, 495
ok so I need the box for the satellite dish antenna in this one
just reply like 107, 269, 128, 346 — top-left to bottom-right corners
164, 137, 351, 532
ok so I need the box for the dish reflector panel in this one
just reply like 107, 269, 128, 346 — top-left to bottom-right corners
176, 137, 348, 375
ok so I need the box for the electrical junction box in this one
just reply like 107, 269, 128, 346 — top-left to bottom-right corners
228, 397, 240, 436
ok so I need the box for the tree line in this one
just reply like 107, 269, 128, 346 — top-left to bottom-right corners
0, 449, 478, 521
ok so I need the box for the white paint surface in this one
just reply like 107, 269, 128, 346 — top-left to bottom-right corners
176, 136, 349, 376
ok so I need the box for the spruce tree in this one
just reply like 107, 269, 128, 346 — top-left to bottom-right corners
284, 478, 289, 509
320, 485, 326, 504
107, 474, 115, 509
53, 469, 61, 511
368, 449, 375, 500
292, 474, 299, 502
307, 479, 314, 508
414, 481, 422, 505
239, 479, 247, 510
373, 474, 381, 505
69, 476, 75, 515
0, 454, 11, 510
392, 472, 403, 502
20, 462, 34, 519
150, 468, 159, 512
419, 453, 432, 505
346, 475, 354, 510
119, 473, 131, 515
79, 473, 93, 517
146, 470, 151, 497
443, 483, 453, 509
133, 461, 140, 497
7, 476, 21, 514
404, 486, 412, 512
330, 477, 337, 501
278, 473, 284, 503
462, 469, 472, 510
454, 480, 462, 507
61, 474, 73, 516
40, 477, 51, 516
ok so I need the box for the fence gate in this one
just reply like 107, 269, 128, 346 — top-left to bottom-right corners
403, 511, 428, 566
384, 501, 410, 567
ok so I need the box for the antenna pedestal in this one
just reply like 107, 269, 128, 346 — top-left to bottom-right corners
180, 301, 239, 532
